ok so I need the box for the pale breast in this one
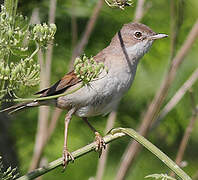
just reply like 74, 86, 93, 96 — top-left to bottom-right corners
57, 66, 134, 117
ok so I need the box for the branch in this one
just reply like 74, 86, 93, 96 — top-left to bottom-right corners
134, 0, 145, 22
169, 0, 184, 58
170, 110, 198, 176
151, 68, 198, 129
170, 91, 198, 177
69, 0, 103, 69
16, 128, 191, 180
71, 0, 78, 48
28, 10, 44, 171
29, 0, 57, 170
47, 108, 62, 141
115, 19, 198, 180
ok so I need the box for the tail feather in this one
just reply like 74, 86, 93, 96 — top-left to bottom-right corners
0, 101, 39, 114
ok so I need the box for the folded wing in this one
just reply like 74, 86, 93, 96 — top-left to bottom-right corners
35, 70, 81, 97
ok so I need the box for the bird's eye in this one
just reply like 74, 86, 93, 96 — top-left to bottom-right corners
134, 31, 142, 39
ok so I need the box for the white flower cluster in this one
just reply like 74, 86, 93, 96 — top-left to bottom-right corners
0, 5, 56, 100
74, 55, 108, 85
0, 5, 29, 59
31, 23, 56, 49
0, 58, 40, 98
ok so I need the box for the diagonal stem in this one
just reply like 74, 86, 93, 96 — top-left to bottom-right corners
151, 68, 198, 129
16, 127, 191, 180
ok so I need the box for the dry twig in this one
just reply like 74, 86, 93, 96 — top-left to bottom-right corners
134, 0, 145, 22
47, 108, 62, 142
69, 0, 103, 69
29, 0, 57, 171
170, 91, 198, 177
71, 0, 78, 48
152, 68, 198, 129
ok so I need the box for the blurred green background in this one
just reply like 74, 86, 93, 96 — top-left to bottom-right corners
1, 0, 198, 179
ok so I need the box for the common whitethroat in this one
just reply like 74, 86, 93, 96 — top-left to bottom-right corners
2, 22, 168, 167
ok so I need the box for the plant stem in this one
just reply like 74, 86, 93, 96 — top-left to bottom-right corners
16, 129, 125, 180
112, 128, 191, 180
12, 84, 83, 102
16, 128, 191, 180
13, 0, 18, 18
4, 0, 18, 64
27, 44, 40, 61
4, 0, 13, 17
151, 68, 198, 129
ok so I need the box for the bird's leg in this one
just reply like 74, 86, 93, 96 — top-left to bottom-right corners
82, 117, 106, 156
63, 108, 76, 168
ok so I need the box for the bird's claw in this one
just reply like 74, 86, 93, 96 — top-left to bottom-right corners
95, 132, 106, 157
62, 148, 74, 169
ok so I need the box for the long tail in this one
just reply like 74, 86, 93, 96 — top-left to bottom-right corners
0, 101, 40, 114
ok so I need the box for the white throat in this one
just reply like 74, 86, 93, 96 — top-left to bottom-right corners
126, 40, 153, 62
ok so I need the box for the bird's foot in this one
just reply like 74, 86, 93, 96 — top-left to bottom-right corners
95, 132, 106, 157
62, 148, 74, 168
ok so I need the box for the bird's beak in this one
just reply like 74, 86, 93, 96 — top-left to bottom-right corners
149, 33, 168, 40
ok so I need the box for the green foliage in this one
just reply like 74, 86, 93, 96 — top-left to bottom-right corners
0, 59, 40, 98
0, 156, 19, 180
0, 2, 56, 100
0, 6, 30, 60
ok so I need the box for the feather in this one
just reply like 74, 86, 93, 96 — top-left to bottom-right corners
0, 101, 39, 114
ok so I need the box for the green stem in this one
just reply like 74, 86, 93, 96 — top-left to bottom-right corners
13, 0, 18, 18
4, 0, 13, 64
3, 0, 19, 64
111, 128, 191, 180
26, 43, 40, 61
4, 0, 13, 17
4, 0, 18, 18
16, 128, 191, 180
12, 84, 83, 102
0, 79, 5, 96
16, 131, 125, 180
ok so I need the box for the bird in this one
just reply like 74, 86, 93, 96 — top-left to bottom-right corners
1, 22, 168, 167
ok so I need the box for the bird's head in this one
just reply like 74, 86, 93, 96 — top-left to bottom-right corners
111, 22, 168, 60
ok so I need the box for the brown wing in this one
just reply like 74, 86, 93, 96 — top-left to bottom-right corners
35, 48, 107, 97
35, 70, 81, 97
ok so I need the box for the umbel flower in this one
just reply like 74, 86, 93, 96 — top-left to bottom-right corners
74, 55, 108, 85
0, 5, 56, 100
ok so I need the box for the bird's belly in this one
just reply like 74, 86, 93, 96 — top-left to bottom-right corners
75, 95, 119, 117
57, 70, 134, 117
